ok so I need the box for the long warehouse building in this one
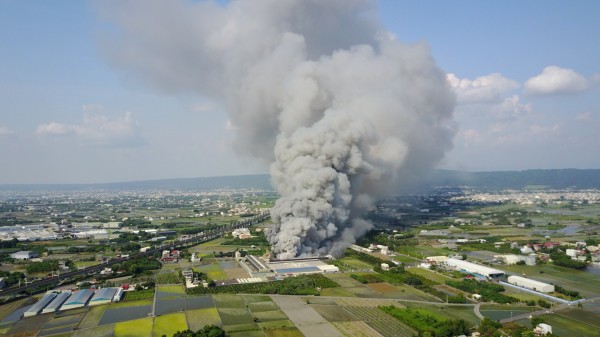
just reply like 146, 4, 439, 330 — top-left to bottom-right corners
507, 275, 555, 293
445, 258, 505, 279
89, 288, 117, 306
60, 289, 94, 311
24, 293, 56, 317
42, 292, 71, 314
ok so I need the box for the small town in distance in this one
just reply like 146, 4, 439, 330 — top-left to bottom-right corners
0, 171, 599, 337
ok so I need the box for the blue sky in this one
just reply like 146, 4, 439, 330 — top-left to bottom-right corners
1, 0, 599, 184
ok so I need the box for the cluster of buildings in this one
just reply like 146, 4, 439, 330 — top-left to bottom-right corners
427, 257, 557, 294
23, 287, 123, 318
161, 249, 181, 263
237, 255, 339, 278
231, 228, 252, 239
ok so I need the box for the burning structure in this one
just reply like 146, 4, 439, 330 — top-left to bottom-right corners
100, 0, 456, 259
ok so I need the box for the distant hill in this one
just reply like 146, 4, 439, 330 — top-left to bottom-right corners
429, 169, 600, 190
1, 169, 599, 193
0, 174, 273, 192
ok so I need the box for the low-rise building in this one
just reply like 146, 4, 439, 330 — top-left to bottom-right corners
507, 275, 555, 293
10, 251, 39, 260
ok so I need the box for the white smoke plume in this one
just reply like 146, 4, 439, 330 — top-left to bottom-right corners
97, 0, 456, 258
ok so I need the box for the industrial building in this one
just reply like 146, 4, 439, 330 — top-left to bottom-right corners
24, 293, 56, 317
89, 288, 118, 306
268, 258, 339, 275
42, 292, 71, 314
60, 289, 94, 310
240, 255, 272, 275
10, 251, 39, 260
445, 258, 505, 279
507, 275, 555, 293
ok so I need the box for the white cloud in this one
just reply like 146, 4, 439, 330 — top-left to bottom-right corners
492, 95, 532, 120
524, 66, 589, 96
576, 111, 592, 121
0, 126, 15, 137
37, 111, 145, 147
447, 73, 519, 104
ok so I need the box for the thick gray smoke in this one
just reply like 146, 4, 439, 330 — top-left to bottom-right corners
97, 0, 456, 258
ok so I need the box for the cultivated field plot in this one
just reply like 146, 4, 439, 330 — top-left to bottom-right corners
155, 271, 183, 285
156, 293, 214, 315
319, 287, 357, 297
536, 311, 600, 337
297, 322, 343, 337
334, 298, 400, 308
98, 301, 152, 325
248, 300, 280, 312
222, 322, 262, 334
402, 303, 479, 326
324, 273, 365, 287
6, 314, 52, 337
114, 317, 153, 337
213, 294, 246, 308
153, 312, 188, 337
158, 284, 186, 294
196, 262, 228, 280
342, 306, 417, 337
310, 304, 358, 322
479, 304, 535, 321
72, 324, 114, 337
332, 321, 384, 337
363, 282, 434, 301
405, 267, 455, 284
552, 307, 600, 333
230, 330, 265, 337
251, 309, 289, 322
263, 326, 304, 337
186, 307, 222, 331
218, 308, 255, 325
271, 296, 328, 326
37, 311, 86, 337
78, 305, 107, 329
258, 319, 294, 329
224, 266, 251, 279
271, 295, 345, 337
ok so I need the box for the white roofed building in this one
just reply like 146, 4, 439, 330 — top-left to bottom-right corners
507, 276, 555, 293
445, 258, 504, 279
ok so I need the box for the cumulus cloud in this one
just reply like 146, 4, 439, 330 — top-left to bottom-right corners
576, 111, 592, 121
492, 95, 532, 120
0, 126, 15, 137
37, 111, 145, 147
447, 73, 519, 104
525, 66, 589, 96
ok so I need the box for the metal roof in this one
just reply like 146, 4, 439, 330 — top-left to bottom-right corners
25, 293, 56, 314
43, 292, 71, 312
63, 289, 94, 306
90, 288, 117, 302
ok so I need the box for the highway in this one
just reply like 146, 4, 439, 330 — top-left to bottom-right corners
0, 213, 269, 298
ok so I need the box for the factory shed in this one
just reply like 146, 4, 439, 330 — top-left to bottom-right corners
113, 287, 124, 302
446, 258, 505, 279
42, 292, 71, 314
24, 293, 56, 317
60, 289, 94, 310
89, 288, 118, 306
507, 276, 555, 293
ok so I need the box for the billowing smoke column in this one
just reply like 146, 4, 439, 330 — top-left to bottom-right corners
98, 0, 456, 258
